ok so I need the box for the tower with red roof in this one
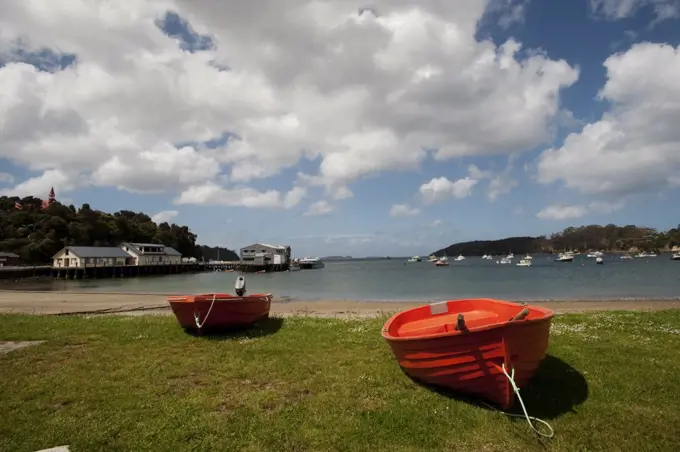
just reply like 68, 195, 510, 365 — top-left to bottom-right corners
41, 187, 56, 209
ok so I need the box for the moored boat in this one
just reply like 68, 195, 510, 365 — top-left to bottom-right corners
381, 298, 554, 410
435, 256, 449, 266
167, 277, 272, 331
555, 252, 574, 262
298, 257, 325, 269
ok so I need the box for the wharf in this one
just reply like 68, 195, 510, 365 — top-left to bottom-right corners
0, 263, 206, 280
207, 261, 290, 273
1, 260, 292, 280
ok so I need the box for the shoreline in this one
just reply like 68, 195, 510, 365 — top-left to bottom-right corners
0, 290, 679, 317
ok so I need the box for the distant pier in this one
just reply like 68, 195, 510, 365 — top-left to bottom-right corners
1, 260, 292, 281
207, 261, 290, 273
0, 263, 206, 281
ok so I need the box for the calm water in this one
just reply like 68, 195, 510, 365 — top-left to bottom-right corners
14, 254, 680, 301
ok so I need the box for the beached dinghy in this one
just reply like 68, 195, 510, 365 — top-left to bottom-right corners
167, 276, 272, 331
381, 298, 554, 410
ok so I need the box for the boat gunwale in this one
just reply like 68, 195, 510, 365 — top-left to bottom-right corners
167, 293, 273, 303
380, 298, 554, 342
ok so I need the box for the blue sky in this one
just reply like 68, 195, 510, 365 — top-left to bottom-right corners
0, 0, 679, 257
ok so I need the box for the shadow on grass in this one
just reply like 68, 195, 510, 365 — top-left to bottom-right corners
183, 316, 284, 340
407, 355, 588, 419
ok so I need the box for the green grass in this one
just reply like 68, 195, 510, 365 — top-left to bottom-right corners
1, 310, 679, 452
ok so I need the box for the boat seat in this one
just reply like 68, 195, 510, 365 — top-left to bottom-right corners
397, 324, 448, 337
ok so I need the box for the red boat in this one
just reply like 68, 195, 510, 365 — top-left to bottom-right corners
167, 292, 272, 330
381, 298, 554, 410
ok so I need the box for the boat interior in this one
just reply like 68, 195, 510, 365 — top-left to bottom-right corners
386, 299, 551, 338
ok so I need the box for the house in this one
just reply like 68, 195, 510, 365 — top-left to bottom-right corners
119, 242, 182, 266
0, 252, 21, 267
240, 243, 291, 265
52, 247, 134, 268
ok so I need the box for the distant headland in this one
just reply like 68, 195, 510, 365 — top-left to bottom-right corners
432, 224, 680, 257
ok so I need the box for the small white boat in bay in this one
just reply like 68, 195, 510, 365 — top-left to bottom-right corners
517, 258, 532, 267
435, 256, 449, 266
555, 252, 574, 262
298, 257, 325, 269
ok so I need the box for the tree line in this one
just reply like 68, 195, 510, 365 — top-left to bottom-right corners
0, 196, 239, 264
432, 224, 680, 257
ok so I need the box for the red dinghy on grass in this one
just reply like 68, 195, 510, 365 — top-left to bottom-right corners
167, 276, 272, 331
381, 298, 554, 410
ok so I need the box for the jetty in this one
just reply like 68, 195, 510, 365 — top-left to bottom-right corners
0, 262, 207, 280
0, 241, 297, 280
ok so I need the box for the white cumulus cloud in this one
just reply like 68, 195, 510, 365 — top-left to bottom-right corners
536, 200, 625, 221
0, 0, 579, 206
304, 200, 334, 216
419, 176, 478, 205
390, 203, 420, 217
537, 43, 680, 198
536, 204, 589, 221
151, 210, 179, 224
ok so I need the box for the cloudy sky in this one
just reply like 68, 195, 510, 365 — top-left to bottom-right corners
0, 0, 679, 257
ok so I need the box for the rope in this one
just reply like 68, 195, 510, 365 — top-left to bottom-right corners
194, 293, 217, 329
482, 363, 554, 439
49, 304, 169, 316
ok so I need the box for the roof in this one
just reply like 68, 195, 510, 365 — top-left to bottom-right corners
121, 242, 181, 256
0, 252, 19, 258
54, 246, 132, 259
164, 247, 182, 256
241, 243, 288, 250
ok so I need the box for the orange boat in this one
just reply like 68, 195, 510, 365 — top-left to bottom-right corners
167, 292, 272, 331
381, 298, 554, 410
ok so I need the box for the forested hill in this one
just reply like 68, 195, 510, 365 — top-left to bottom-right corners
432, 224, 680, 257
433, 236, 541, 257
0, 196, 238, 264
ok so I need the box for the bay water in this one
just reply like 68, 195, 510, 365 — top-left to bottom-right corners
16, 254, 680, 302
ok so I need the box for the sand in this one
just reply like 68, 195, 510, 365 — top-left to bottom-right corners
0, 290, 678, 318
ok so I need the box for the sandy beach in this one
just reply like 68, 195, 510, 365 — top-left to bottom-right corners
0, 290, 678, 317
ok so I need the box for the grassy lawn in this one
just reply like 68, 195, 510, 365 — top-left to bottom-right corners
1, 310, 679, 452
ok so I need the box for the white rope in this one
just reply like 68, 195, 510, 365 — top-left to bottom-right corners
482, 363, 555, 439
194, 293, 217, 329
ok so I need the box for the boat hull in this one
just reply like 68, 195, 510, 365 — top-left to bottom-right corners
299, 261, 325, 269
167, 293, 272, 330
381, 298, 553, 410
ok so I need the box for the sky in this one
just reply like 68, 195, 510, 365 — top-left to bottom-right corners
0, 0, 679, 257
